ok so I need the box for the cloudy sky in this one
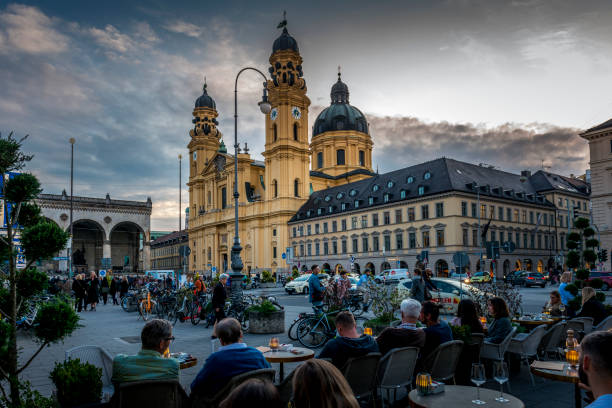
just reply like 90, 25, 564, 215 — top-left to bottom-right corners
1, 0, 611, 231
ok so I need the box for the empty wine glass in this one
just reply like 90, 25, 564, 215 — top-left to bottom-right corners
471, 363, 487, 405
559, 304, 566, 321
493, 361, 510, 403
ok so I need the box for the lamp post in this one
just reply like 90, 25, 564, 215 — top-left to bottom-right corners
178, 154, 182, 232
230, 67, 271, 302
69, 137, 75, 278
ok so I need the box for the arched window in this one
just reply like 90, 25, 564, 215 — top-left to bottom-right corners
273, 124, 277, 142
293, 123, 298, 141
359, 150, 365, 166
336, 149, 345, 165
294, 179, 299, 197
317, 152, 323, 169
273, 179, 278, 198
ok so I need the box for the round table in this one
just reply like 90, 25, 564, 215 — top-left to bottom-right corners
512, 318, 557, 330
263, 347, 314, 381
530, 362, 581, 408
408, 385, 524, 408
179, 358, 197, 369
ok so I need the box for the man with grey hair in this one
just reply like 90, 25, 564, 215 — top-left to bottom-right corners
376, 298, 426, 356
112, 319, 179, 383
578, 331, 612, 407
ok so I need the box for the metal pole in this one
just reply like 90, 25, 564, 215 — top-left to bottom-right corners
69, 138, 75, 278
179, 154, 182, 231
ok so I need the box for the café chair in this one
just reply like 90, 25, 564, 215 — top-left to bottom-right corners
594, 315, 612, 332
65, 345, 114, 399
539, 321, 566, 359
507, 324, 547, 386
567, 317, 594, 336
342, 352, 381, 404
421, 340, 464, 384
191, 368, 276, 408
112, 380, 188, 408
469, 333, 485, 363
377, 347, 419, 407
481, 327, 517, 362
275, 369, 296, 407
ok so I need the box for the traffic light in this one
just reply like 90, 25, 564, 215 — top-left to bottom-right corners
600, 249, 608, 263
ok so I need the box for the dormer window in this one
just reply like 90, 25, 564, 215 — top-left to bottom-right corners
383, 193, 390, 203
317, 208, 323, 215
368, 197, 374, 205
328, 206, 333, 213
400, 190, 407, 199
325, 195, 332, 202
355, 200, 360, 208
424, 171, 431, 180
387, 181, 394, 188
372, 184, 379, 192
407, 176, 414, 184
349, 189, 358, 197
418, 186, 425, 195
336, 192, 344, 200
341, 203, 347, 211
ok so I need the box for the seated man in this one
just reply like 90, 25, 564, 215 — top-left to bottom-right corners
579, 331, 612, 408
318, 311, 379, 368
419, 301, 453, 358
190, 318, 270, 397
376, 299, 426, 356
112, 319, 179, 383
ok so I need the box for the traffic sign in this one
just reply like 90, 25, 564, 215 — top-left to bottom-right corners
501, 241, 516, 253
211, 266, 217, 273
281, 252, 286, 260
53, 256, 69, 261
99, 270, 107, 277
350, 255, 355, 263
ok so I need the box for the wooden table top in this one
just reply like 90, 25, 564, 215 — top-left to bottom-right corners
530, 361, 580, 384
262, 347, 314, 363
179, 359, 197, 369
512, 317, 557, 326
408, 385, 524, 408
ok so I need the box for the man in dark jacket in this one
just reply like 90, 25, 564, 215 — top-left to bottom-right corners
308, 265, 325, 314
376, 299, 426, 356
410, 269, 426, 303
110, 277, 118, 305
318, 311, 379, 368
420, 301, 453, 358
211, 274, 228, 338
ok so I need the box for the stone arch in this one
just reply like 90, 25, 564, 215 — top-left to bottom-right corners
515, 259, 522, 271
380, 261, 391, 271
110, 221, 144, 273
399, 260, 409, 269
537, 259, 544, 274
301, 264, 308, 272
322, 263, 331, 273
435, 259, 449, 277
365, 262, 376, 274
352, 262, 361, 274
70, 219, 106, 272
525, 258, 533, 272
334, 263, 343, 274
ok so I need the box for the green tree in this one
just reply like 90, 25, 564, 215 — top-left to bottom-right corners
566, 217, 599, 271
0, 132, 76, 407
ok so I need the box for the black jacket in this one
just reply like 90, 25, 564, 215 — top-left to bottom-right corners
578, 297, 607, 326
212, 282, 226, 308
120, 280, 129, 295
110, 278, 117, 294
317, 335, 379, 369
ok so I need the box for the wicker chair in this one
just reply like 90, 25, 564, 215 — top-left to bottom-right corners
377, 347, 419, 407
594, 315, 612, 332
481, 327, 517, 362
567, 317, 594, 336
113, 380, 188, 408
539, 321, 566, 359
342, 353, 381, 404
508, 324, 547, 385
191, 368, 276, 408
275, 368, 296, 407
421, 340, 464, 383
65, 345, 114, 399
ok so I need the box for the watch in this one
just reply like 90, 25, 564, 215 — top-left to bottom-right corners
292, 106, 301, 119
270, 108, 278, 121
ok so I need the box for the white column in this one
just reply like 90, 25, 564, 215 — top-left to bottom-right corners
103, 240, 111, 259
59, 248, 68, 272
143, 241, 151, 271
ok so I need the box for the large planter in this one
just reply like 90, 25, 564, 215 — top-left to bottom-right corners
260, 282, 276, 288
248, 310, 285, 334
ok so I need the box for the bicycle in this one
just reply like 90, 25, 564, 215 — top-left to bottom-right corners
137, 289, 157, 321
296, 309, 368, 349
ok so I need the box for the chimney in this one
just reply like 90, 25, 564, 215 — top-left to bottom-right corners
521, 170, 531, 178
570, 173, 574, 179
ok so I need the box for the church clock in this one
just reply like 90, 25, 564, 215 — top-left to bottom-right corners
291, 106, 301, 120
270, 107, 279, 121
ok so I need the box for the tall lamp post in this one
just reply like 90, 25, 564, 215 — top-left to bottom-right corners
69, 137, 75, 278
178, 154, 182, 231
230, 67, 271, 302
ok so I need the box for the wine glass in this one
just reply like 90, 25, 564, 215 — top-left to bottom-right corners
493, 361, 510, 403
559, 304, 566, 321
471, 363, 487, 405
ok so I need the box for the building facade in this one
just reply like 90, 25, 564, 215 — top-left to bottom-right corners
288, 158, 590, 278
581, 118, 612, 271
150, 230, 189, 275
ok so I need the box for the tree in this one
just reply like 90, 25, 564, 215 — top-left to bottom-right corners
566, 217, 599, 271
0, 132, 77, 407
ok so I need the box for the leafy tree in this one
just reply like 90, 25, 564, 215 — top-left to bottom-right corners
0, 132, 76, 407
566, 217, 599, 270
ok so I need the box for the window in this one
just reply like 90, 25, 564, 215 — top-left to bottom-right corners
299, 226, 304, 236
359, 150, 365, 166
336, 149, 345, 165
530, 234, 535, 249
514, 209, 519, 222
435, 202, 444, 218
208, 247, 211, 260
418, 186, 425, 195
396, 233, 403, 249
383, 211, 391, 225
273, 124, 277, 142
500, 231, 505, 243
422, 231, 430, 247
367, 196, 373, 206
351, 217, 358, 229
409, 232, 416, 249
408, 207, 415, 221
317, 152, 323, 169
292, 227, 296, 237
373, 236, 379, 251
516, 232, 520, 248
324, 242, 329, 255
208, 191, 212, 206
498, 206, 503, 221
323, 222, 328, 233
294, 179, 299, 197
362, 237, 369, 252
315, 243, 320, 255
355, 200, 360, 208
490, 205, 495, 219
507, 208, 512, 222
395, 209, 402, 223
522, 210, 527, 223
537, 234, 542, 249
332, 221, 337, 232
221, 187, 227, 209
558, 198, 563, 207
436, 230, 445, 246
461, 201, 467, 216
341, 203, 347, 211
352, 238, 358, 253
341, 240, 347, 254
407, 176, 414, 184
383, 193, 390, 203
523, 233, 528, 249
421, 205, 429, 219
480, 204, 486, 219
341, 219, 347, 231
583, 202, 587, 211
361, 215, 367, 228
272, 229, 277, 237
400, 190, 406, 199
462, 229, 468, 246
491, 231, 496, 241
529, 211, 534, 224
307, 243, 312, 256
332, 241, 338, 254
372, 213, 379, 226
424, 171, 431, 180
473, 230, 478, 247
273, 180, 278, 198
293, 123, 298, 141
273, 247, 277, 258
307, 225, 311, 235
315, 224, 320, 234
561, 235, 565, 250
384, 235, 391, 251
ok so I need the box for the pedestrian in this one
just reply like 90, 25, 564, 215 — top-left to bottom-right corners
120, 276, 129, 299
87, 271, 99, 311
72, 274, 86, 312
308, 265, 325, 314
410, 269, 426, 303
110, 276, 119, 305
211, 274, 228, 339
101, 274, 110, 305
335, 270, 351, 306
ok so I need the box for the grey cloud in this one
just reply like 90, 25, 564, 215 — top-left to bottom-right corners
162, 20, 202, 38
0, 4, 69, 54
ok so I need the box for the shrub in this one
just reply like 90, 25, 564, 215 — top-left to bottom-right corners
585, 238, 599, 248
587, 278, 604, 289
595, 292, 606, 303
246, 300, 279, 317
583, 250, 598, 264
565, 283, 579, 296
34, 300, 80, 344
292, 268, 300, 279
261, 270, 275, 283
567, 232, 581, 242
574, 218, 590, 230
50, 359, 102, 407
574, 280, 584, 289
576, 269, 590, 281
566, 251, 581, 269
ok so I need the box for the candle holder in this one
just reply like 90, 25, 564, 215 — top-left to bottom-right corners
364, 327, 373, 336
269, 337, 279, 352
565, 349, 579, 367
416, 372, 432, 396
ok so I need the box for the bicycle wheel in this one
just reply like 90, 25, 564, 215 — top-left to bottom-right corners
167, 304, 178, 325
287, 317, 304, 340
190, 300, 202, 326
138, 300, 151, 321
297, 318, 329, 349
121, 296, 130, 312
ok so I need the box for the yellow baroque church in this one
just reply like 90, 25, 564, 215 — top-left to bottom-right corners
187, 23, 375, 275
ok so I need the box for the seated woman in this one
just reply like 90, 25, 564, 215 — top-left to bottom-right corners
485, 297, 512, 344
450, 299, 484, 334
544, 290, 563, 317
577, 287, 607, 326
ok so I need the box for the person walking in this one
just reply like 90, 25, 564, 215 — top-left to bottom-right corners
110, 276, 119, 305
72, 274, 86, 312
308, 265, 325, 314
410, 269, 426, 303
120, 276, 129, 299
87, 271, 99, 311
101, 275, 110, 305
211, 274, 228, 339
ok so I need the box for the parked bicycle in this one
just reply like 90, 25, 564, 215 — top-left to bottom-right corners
296, 309, 368, 349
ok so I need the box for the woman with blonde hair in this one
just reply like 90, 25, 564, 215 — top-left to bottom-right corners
87, 271, 99, 311
578, 286, 607, 326
292, 359, 359, 408
559, 271, 575, 306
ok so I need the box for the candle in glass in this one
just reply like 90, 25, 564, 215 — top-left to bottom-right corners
416, 373, 432, 396
269, 337, 279, 351
566, 349, 579, 367
364, 327, 373, 336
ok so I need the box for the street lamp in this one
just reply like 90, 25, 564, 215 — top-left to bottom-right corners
230, 67, 270, 303
69, 137, 75, 278
178, 154, 182, 231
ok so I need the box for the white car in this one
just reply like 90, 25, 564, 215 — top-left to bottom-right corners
333, 275, 358, 290
396, 277, 483, 315
376, 268, 411, 284
284, 273, 329, 295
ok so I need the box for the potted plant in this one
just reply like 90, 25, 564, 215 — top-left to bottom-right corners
260, 270, 276, 288
247, 300, 285, 334
50, 359, 102, 408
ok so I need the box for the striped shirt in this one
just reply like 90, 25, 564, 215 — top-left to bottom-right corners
112, 349, 179, 383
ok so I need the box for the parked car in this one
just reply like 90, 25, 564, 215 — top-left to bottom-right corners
512, 272, 546, 288
397, 277, 484, 315
505, 270, 525, 285
464, 272, 491, 284
376, 268, 411, 284
284, 273, 329, 294
333, 275, 358, 290
585, 271, 612, 291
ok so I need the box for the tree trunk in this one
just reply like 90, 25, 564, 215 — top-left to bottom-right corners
7, 208, 20, 405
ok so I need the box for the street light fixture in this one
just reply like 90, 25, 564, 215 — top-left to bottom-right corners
69, 137, 75, 278
230, 67, 269, 303
178, 154, 182, 232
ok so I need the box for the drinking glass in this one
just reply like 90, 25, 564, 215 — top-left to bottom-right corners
559, 304, 566, 321
493, 361, 509, 403
471, 363, 487, 405
269, 337, 279, 351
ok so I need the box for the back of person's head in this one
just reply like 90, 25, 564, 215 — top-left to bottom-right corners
550, 290, 561, 302
582, 286, 596, 305
219, 378, 282, 408
335, 311, 356, 330
292, 359, 359, 408
561, 272, 572, 283
422, 301, 441, 322
457, 299, 479, 320
311, 264, 319, 273
489, 297, 509, 318
340, 270, 347, 276
219, 273, 229, 281
580, 331, 612, 379
400, 299, 421, 319
414, 269, 422, 276
141, 319, 172, 350
216, 318, 242, 345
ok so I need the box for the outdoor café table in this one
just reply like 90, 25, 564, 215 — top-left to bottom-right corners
408, 385, 524, 408
170, 353, 198, 369
512, 317, 557, 330
260, 347, 314, 382
530, 361, 582, 408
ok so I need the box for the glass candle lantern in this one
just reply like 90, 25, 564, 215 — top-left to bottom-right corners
416, 372, 432, 396
269, 337, 279, 351
565, 349, 579, 367
364, 327, 373, 336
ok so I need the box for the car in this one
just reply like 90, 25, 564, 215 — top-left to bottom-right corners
376, 268, 411, 284
396, 277, 484, 315
333, 275, 358, 290
512, 272, 546, 288
464, 272, 491, 284
284, 273, 329, 294
585, 271, 612, 291
505, 270, 525, 285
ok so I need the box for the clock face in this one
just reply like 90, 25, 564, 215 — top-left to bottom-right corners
292, 106, 301, 119
192, 151, 197, 161
270, 108, 278, 121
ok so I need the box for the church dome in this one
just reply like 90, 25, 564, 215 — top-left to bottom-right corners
195, 83, 216, 109
272, 27, 299, 53
312, 73, 368, 137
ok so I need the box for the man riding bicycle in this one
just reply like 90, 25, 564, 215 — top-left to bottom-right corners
308, 265, 325, 314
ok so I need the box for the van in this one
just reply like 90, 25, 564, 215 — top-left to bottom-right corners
376, 268, 411, 284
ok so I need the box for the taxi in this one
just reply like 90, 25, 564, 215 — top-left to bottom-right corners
396, 277, 483, 315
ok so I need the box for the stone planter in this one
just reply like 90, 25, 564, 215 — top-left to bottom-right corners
248, 310, 285, 334
260, 282, 276, 288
